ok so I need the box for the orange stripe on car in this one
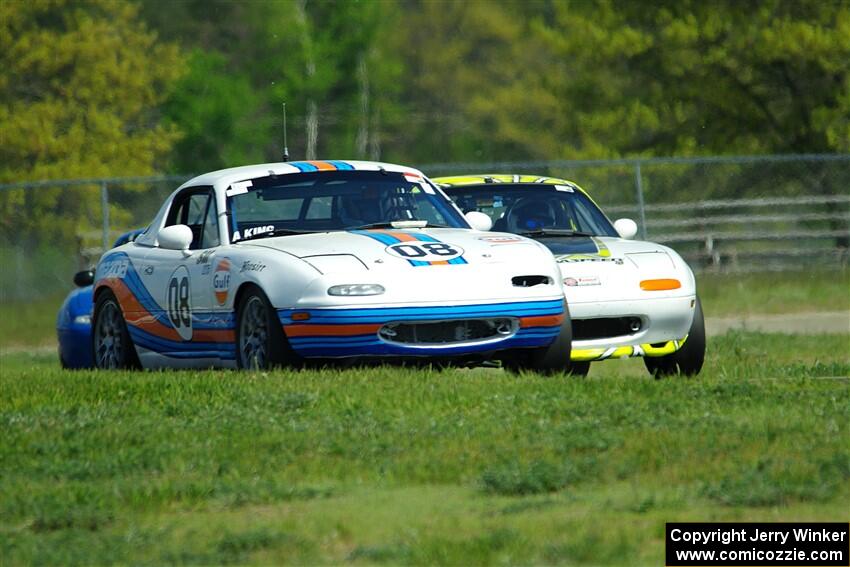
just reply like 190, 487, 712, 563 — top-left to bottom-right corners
284, 323, 382, 337
306, 160, 337, 171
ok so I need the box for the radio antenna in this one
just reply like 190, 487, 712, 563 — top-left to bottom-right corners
282, 102, 290, 162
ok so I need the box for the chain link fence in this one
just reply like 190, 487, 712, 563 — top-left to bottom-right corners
1, 154, 848, 303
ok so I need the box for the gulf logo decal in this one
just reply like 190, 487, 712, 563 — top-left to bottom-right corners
349, 230, 468, 266
213, 258, 231, 305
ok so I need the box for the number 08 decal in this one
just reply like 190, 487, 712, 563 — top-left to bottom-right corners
167, 266, 193, 340
385, 241, 464, 261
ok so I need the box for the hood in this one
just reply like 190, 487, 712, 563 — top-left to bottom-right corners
239, 228, 552, 274
540, 235, 695, 302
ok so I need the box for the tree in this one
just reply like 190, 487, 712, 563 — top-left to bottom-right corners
434, 0, 850, 161
0, 0, 185, 243
139, 0, 405, 169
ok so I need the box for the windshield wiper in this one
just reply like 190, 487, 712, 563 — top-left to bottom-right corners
351, 220, 430, 230
236, 228, 318, 242
518, 229, 595, 238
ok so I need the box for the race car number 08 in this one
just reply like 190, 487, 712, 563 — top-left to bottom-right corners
386, 242, 464, 261
167, 266, 193, 340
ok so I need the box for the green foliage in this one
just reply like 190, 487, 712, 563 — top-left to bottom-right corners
163, 50, 262, 173
0, 0, 185, 243
397, 0, 850, 163
139, 0, 405, 167
0, 332, 848, 564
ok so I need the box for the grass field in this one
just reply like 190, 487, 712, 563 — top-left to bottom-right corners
1, 331, 848, 565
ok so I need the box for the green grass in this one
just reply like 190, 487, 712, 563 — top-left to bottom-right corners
0, 293, 65, 348
698, 268, 849, 316
1, 331, 848, 565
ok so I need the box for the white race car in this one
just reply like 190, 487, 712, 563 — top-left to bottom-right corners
437, 174, 705, 377
92, 161, 571, 371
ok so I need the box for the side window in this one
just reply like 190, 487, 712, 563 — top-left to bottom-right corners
165, 188, 214, 250
201, 195, 220, 248
186, 194, 207, 226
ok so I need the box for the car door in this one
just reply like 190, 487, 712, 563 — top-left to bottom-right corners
139, 187, 219, 355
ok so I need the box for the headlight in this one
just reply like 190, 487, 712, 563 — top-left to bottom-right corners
327, 284, 385, 296
73, 315, 92, 325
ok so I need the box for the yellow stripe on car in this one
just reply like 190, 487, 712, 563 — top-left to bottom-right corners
571, 335, 688, 361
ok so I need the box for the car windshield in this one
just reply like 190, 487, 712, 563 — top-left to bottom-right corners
226, 170, 468, 242
444, 184, 618, 237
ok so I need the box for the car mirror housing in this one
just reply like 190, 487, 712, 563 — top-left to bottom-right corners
465, 211, 493, 232
158, 224, 194, 251
73, 270, 94, 287
614, 218, 638, 240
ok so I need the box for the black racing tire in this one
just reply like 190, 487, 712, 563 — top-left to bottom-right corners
504, 301, 582, 376
92, 289, 141, 370
235, 286, 298, 370
645, 296, 706, 378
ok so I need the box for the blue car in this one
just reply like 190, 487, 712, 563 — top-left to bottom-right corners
57, 230, 144, 368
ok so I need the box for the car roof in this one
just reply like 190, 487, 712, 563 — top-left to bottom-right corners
179, 160, 426, 192
433, 174, 591, 197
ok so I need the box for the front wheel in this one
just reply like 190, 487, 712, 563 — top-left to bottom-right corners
644, 296, 706, 377
92, 289, 140, 370
236, 286, 298, 370
504, 301, 583, 376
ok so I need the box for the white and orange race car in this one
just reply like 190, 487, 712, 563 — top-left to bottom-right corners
91, 161, 572, 372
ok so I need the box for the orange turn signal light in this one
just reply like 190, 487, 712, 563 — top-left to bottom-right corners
291, 312, 311, 321
640, 278, 681, 291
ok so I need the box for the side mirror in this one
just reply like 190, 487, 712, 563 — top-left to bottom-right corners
614, 218, 638, 240
158, 224, 194, 251
465, 211, 493, 232
73, 270, 94, 287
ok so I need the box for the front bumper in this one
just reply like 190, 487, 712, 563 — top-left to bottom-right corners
278, 299, 564, 358
568, 294, 695, 361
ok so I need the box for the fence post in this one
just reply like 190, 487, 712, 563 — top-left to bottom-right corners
101, 181, 109, 251
634, 161, 647, 239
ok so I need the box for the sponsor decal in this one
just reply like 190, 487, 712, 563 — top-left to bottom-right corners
195, 250, 213, 264
143, 265, 154, 275
478, 235, 524, 245
385, 241, 464, 262
100, 257, 129, 279
557, 255, 623, 265
225, 180, 253, 197
555, 184, 575, 192
213, 258, 231, 305
241, 225, 274, 239
240, 260, 267, 273
563, 276, 601, 287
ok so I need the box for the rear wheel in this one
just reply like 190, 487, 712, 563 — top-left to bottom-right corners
236, 286, 297, 370
644, 296, 706, 377
504, 301, 582, 376
92, 290, 140, 370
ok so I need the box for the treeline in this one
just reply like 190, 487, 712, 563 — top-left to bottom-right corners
1, 0, 848, 241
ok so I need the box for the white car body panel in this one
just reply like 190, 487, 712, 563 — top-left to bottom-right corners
95, 161, 567, 369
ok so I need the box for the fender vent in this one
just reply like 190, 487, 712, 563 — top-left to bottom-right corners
512, 275, 552, 287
